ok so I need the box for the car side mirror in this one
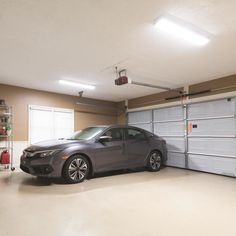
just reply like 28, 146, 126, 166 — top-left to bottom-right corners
99, 135, 112, 142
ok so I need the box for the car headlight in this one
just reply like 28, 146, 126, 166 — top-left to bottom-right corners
39, 149, 62, 158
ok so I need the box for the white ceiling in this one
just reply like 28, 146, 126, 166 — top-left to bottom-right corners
0, 0, 236, 101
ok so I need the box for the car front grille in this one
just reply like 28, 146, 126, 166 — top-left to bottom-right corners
32, 165, 53, 175
20, 164, 30, 173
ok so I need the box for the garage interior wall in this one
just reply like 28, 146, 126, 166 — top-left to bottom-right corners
128, 74, 236, 109
0, 83, 124, 166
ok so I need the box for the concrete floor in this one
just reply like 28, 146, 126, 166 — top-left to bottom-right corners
0, 167, 236, 236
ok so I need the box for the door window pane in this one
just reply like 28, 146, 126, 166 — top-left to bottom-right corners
126, 129, 146, 140
104, 128, 123, 141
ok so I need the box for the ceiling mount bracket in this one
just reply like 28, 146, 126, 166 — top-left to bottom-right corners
78, 91, 84, 98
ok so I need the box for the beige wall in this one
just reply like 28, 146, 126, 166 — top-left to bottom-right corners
117, 113, 127, 124
116, 101, 127, 125
128, 74, 236, 109
189, 74, 236, 98
75, 112, 116, 130
128, 88, 184, 109
0, 84, 119, 141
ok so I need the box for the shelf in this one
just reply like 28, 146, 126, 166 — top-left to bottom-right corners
0, 105, 14, 172
0, 106, 9, 109
0, 135, 12, 138
0, 114, 12, 117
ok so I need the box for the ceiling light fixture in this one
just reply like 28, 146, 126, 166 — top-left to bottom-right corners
154, 15, 210, 46
59, 79, 95, 90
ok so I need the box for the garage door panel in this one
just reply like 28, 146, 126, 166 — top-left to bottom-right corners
128, 110, 152, 124
188, 154, 236, 177
153, 106, 183, 122
154, 122, 184, 136
162, 137, 185, 152
188, 98, 235, 119
188, 138, 236, 157
166, 152, 185, 168
130, 123, 152, 132
188, 118, 235, 136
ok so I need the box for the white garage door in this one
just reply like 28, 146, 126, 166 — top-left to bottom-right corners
128, 110, 152, 132
153, 106, 186, 168
187, 98, 236, 176
29, 105, 74, 144
128, 97, 236, 177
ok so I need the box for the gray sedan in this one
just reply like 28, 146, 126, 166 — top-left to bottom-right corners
20, 125, 167, 184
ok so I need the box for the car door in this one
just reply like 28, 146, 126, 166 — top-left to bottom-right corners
94, 128, 125, 172
123, 128, 150, 167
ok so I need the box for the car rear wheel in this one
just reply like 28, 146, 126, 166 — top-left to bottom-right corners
147, 151, 162, 172
62, 155, 90, 184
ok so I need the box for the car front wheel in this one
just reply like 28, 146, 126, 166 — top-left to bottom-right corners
147, 151, 162, 172
62, 155, 90, 184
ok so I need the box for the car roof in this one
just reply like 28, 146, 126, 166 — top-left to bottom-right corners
83, 125, 156, 137
90, 124, 148, 130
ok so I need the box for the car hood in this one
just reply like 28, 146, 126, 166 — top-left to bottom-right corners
25, 139, 88, 152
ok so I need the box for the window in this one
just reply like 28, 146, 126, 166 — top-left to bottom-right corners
125, 128, 146, 140
29, 105, 74, 144
103, 128, 123, 141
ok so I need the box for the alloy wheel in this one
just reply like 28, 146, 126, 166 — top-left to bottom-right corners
68, 158, 88, 181
149, 152, 161, 170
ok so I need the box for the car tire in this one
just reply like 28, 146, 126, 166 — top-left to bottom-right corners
147, 151, 162, 172
62, 155, 90, 184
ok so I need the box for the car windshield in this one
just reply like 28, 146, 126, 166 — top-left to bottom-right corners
65, 127, 106, 140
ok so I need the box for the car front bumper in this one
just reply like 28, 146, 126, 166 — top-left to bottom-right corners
20, 154, 65, 178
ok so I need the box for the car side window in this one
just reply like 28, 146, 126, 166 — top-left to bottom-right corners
126, 129, 146, 141
103, 128, 123, 141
